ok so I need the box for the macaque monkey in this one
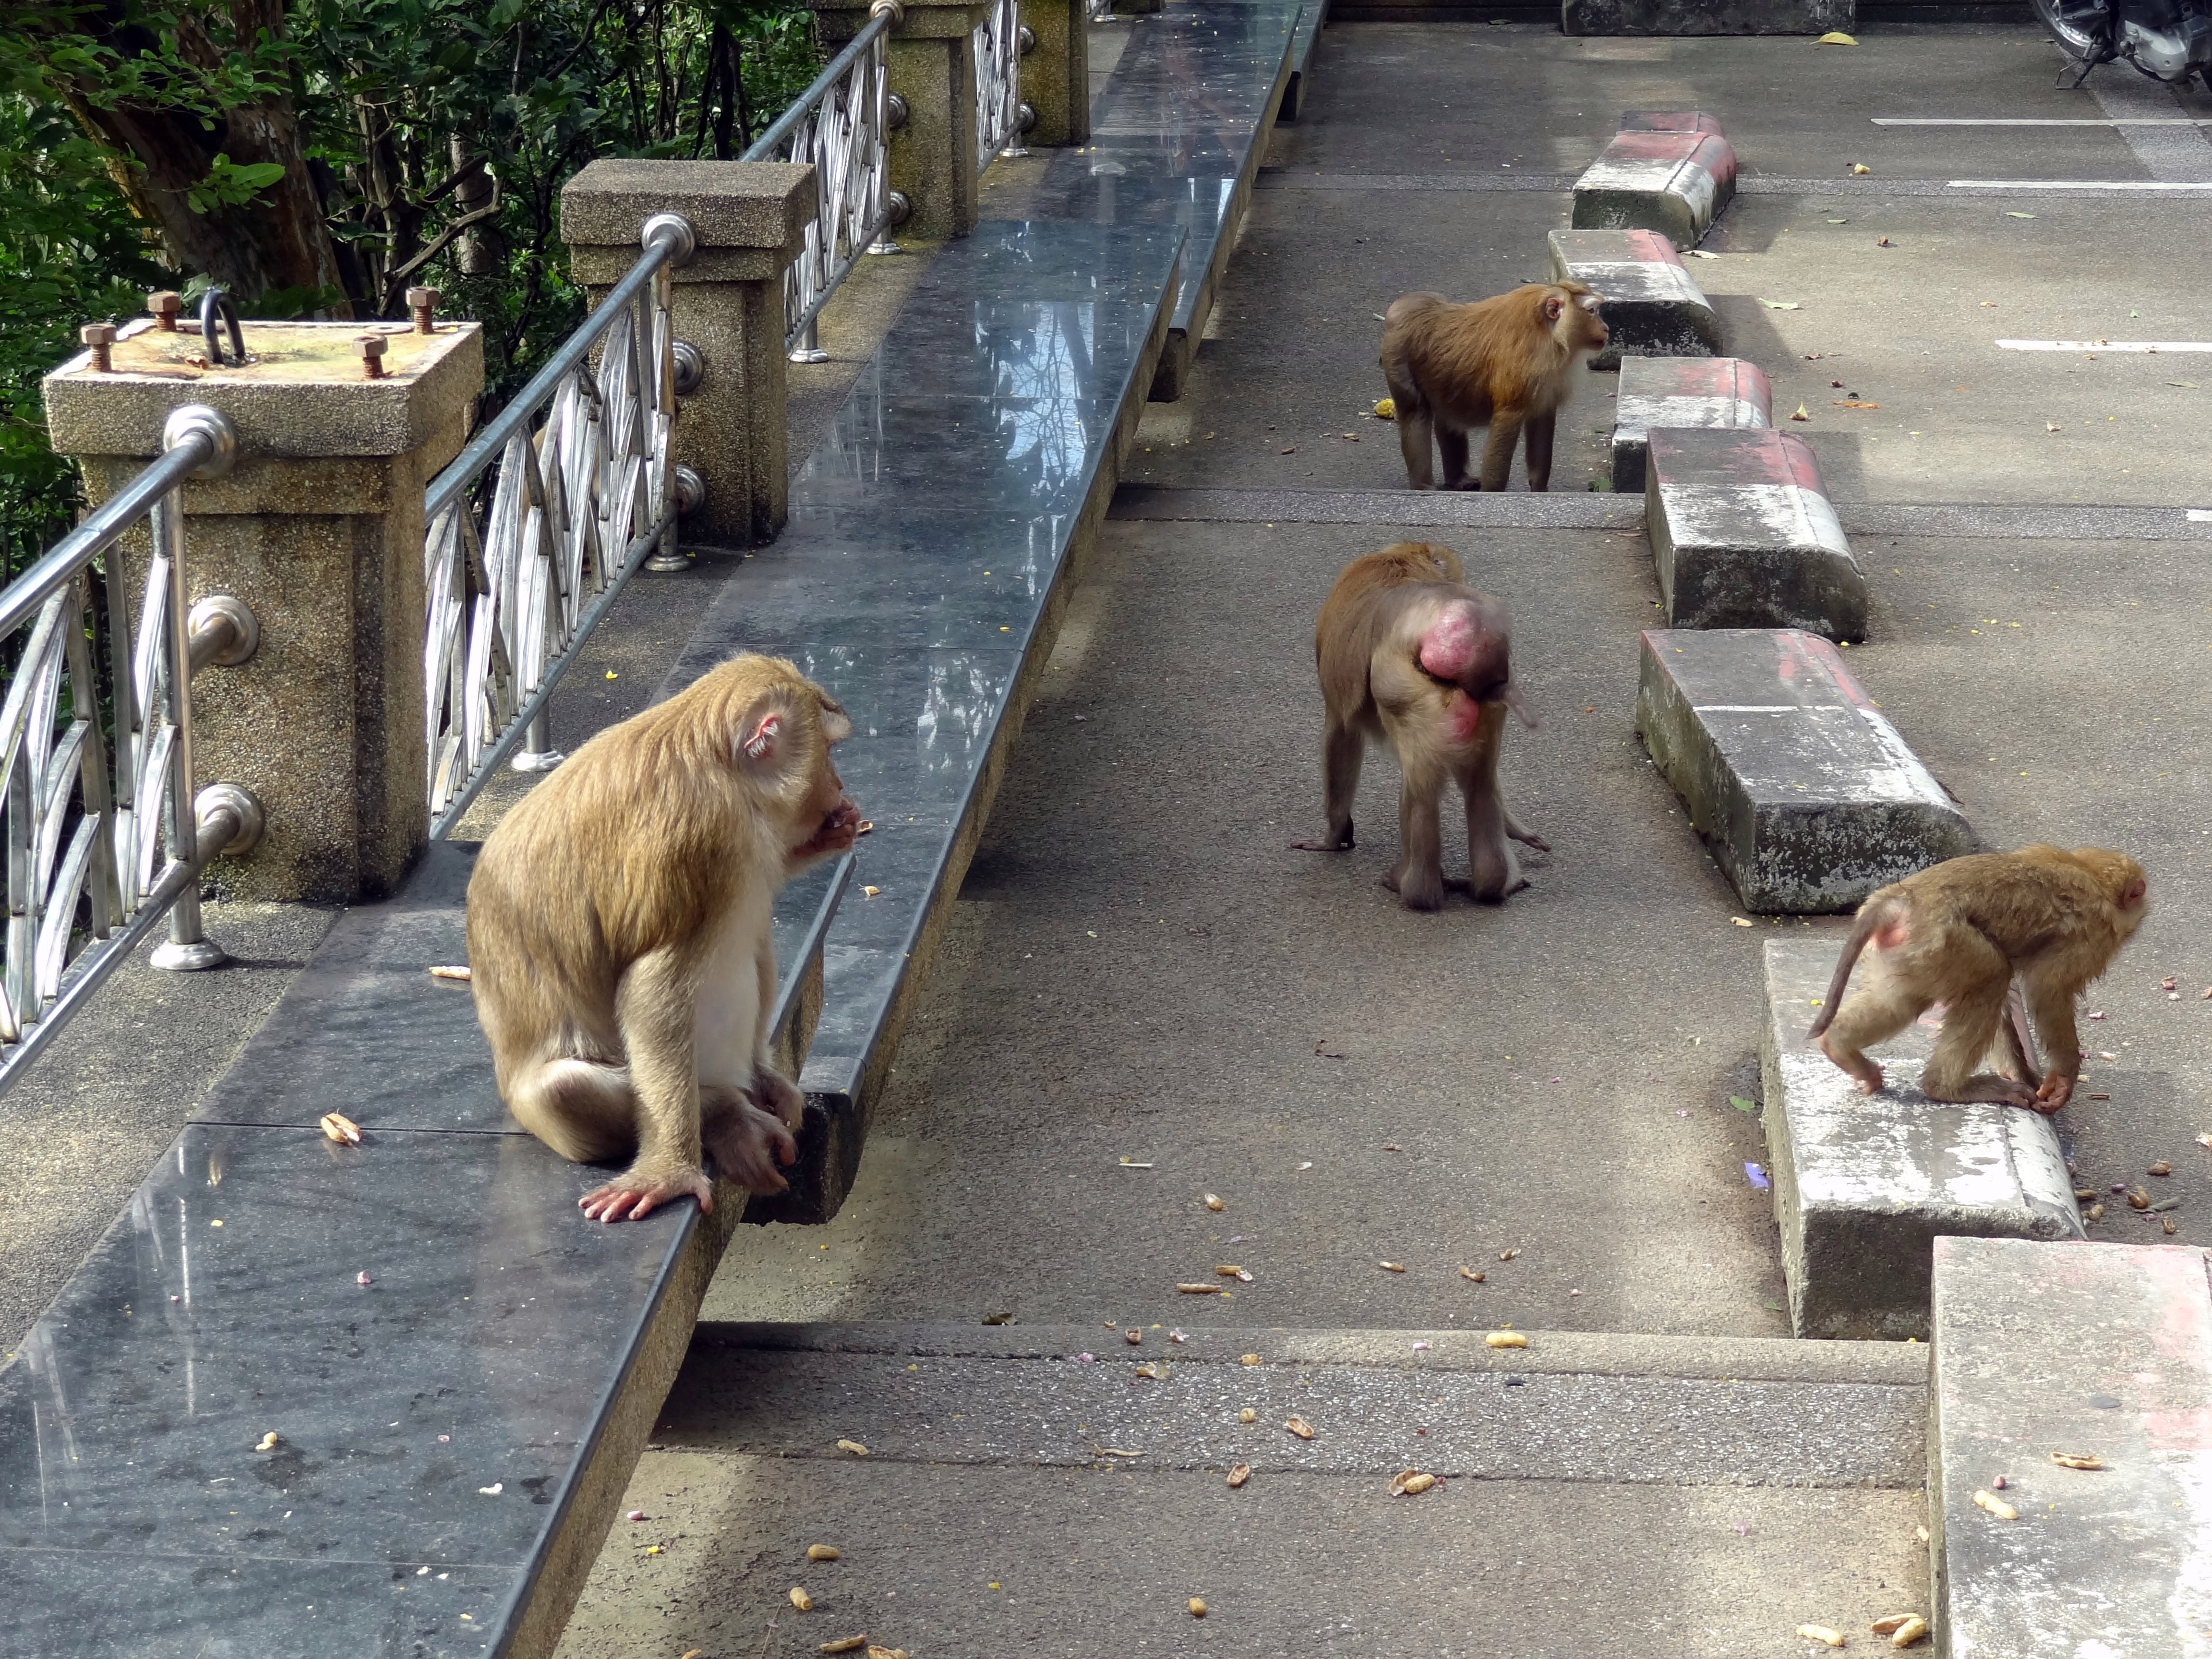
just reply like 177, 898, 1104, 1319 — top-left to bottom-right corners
1809, 846, 2149, 1113
1379, 281, 1609, 493
467, 654, 861, 1222
1291, 541, 1547, 911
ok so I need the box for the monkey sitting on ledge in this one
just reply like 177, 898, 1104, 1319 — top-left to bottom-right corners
1809, 846, 2149, 1113
1379, 280, 1609, 493
467, 654, 860, 1222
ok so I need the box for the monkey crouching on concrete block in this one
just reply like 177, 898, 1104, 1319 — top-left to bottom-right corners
1379, 281, 1609, 493
1809, 845, 2149, 1113
1292, 541, 1547, 911
467, 654, 861, 1222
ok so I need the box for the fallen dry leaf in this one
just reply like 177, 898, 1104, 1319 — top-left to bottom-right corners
836, 1439, 868, 1456
1285, 1416, 1316, 1440
808, 1544, 841, 1562
1460, 1267, 1486, 1282
2050, 1451, 2103, 1470
1790, 404, 1810, 421
2198, 1133, 2212, 1150
1203, 1192, 1225, 1211
861, 885, 881, 898
1279, 445, 1297, 454
1974, 1489, 2018, 1520
320, 1112, 362, 1145
1226, 1463, 1250, 1487
428, 964, 470, 981
1817, 28, 1857, 41
1835, 400, 1880, 409
1486, 1330, 1529, 1349
1094, 1447, 1145, 1458
1761, 300, 1804, 311
1731, 916, 1755, 927
1798, 1627, 1846, 1648
1133, 1362, 1168, 1380
790, 1587, 814, 1611
1176, 1282, 1222, 1295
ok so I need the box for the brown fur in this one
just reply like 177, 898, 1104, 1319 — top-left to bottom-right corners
467, 654, 858, 1221
1379, 281, 1610, 493
1809, 846, 2149, 1112
1291, 541, 1547, 910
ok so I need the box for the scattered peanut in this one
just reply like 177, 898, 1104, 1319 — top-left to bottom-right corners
1226, 1463, 1250, 1488
1974, 1489, 2018, 1520
2128, 1187, 2152, 1210
428, 964, 470, 980
1204, 1193, 1225, 1211
1380, 1261, 1405, 1273
1889, 1615, 1930, 1647
1390, 1469, 1436, 1496
1176, 1282, 1222, 1295
1871, 1615, 1914, 1636
2150, 1161, 2172, 1177
2049, 1452, 2103, 1470
1797, 1626, 1846, 1647
1485, 1331, 1528, 1349
1126, 1329, 1143, 1345
1460, 1267, 1486, 1282
1188, 1598, 1208, 1618
836, 1439, 869, 1456
1499, 1249, 1520, 1261
320, 1112, 362, 1145
1239, 1353, 1261, 1367
817, 1640, 868, 1655
1239, 1408, 1257, 1424
254, 1432, 280, 1453
1285, 1416, 1316, 1440
789, 1587, 814, 1611
808, 1544, 841, 1561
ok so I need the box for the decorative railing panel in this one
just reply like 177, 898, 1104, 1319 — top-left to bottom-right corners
744, 5, 904, 359
0, 407, 258, 1094
976, 0, 1025, 169
421, 218, 691, 839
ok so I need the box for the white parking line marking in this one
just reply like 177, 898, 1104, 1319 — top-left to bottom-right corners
2191, 510, 2212, 523
1996, 340, 2212, 352
1949, 179, 2212, 190
1875, 118, 2212, 125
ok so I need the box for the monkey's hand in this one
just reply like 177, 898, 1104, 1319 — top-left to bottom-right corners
579, 1163, 715, 1224
790, 798, 862, 869
2032, 1072, 2076, 1114
705, 1102, 799, 1196
746, 1066, 807, 1131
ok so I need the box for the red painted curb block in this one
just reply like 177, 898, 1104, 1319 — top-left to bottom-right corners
1547, 228, 1721, 370
1611, 355, 1771, 492
1571, 128, 1736, 250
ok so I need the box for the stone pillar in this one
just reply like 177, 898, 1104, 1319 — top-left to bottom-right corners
44, 313, 482, 904
562, 159, 815, 550
816, 0, 993, 241
1024, 0, 1090, 146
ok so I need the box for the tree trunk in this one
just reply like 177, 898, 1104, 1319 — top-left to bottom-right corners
48, 1, 352, 316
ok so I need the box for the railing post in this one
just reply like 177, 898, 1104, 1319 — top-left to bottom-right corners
43, 306, 483, 903
813, 0, 994, 241
562, 161, 817, 550
1023, 0, 1090, 146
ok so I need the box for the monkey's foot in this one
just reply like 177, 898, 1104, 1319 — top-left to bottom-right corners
1506, 826, 1551, 852
745, 1068, 807, 1131
1384, 869, 1445, 911
706, 1103, 799, 1196
580, 1164, 713, 1223
2032, 1074, 2076, 1113
1815, 1031, 1886, 1094
1289, 832, 1354, 852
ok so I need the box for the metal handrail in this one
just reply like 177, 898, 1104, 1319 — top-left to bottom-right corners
0, 405, 263, 1096
421, 214, 697, 839
745, 1, 908, 361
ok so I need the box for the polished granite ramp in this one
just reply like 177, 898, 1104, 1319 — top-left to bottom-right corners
656, 217, 1184, 1226
1025, 0, 1300, 398
0, 842, 846, 1658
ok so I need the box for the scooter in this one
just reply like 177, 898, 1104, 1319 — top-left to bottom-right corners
2031, 0, 2212, 87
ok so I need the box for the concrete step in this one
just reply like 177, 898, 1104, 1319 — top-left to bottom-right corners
1646, 426, 1865, 638
553, 1323, 1932, 1657
1760, 937, 2083, 1340
1612, 353, 1771, 493
1548, 228, 1721, 369
1930, 1238, 2212, 1658
1563, 0, 1855, 35
1635, 627, 1974, 913
1570, 123, 1737, 250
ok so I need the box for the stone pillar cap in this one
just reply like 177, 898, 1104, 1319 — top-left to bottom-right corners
43, 318, 483, 460
814, 0, 994, 39
561, 159, 817, 257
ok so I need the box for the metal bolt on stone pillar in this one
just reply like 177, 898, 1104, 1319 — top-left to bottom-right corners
357, 334, 389, 379
405, 286, 441, 334
672, 339, 706, 397
147, 290, 182, 332
80, 324, 115, 372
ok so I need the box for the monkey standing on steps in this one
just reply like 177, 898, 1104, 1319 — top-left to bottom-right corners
467, 654, 861, 1222
1808, 846, 2149, 1113
1292, 542, 1547, 911
1379, 281, 1609, 493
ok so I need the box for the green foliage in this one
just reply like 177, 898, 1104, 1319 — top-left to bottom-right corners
0, 0, 824, 568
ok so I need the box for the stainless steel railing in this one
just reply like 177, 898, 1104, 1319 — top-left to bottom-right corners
745, 0, 913, 364
0, 405, 264, 1093
421, 212, 700, 840
976, 0, 1036, 169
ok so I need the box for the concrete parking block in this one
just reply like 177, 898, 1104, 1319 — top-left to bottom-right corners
1931, 1236, 2212, 1658
1619, 110, 1727, 136
1634, 627, 1974, 913
1569, 128, 1737, 250
1611, 354, 1771, 493
1759, 938, 2083, 1341
1646, 427, 1865, 638
1547, 228, 1721, 370
1562, 0, 1854, 37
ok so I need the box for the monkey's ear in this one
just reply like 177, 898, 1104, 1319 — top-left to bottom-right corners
818, 695, 853, 745
739, 709, 784, 764
1540, 293, 1565, 323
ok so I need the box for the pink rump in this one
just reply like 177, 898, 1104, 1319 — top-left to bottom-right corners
1418, 606, 1479, 681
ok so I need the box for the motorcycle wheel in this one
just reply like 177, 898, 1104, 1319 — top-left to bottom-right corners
2029, 0, 2106, 61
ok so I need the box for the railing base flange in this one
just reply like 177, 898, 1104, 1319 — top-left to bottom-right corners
643, 549, 690, 574
150, 938, 230, 973
510, 748, 567, 774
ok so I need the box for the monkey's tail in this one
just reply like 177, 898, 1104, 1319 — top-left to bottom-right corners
1806, 897, 1899, 1039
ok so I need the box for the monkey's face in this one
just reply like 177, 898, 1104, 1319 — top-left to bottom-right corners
787, 692, 860, 864
1548, 286, 1608, 360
